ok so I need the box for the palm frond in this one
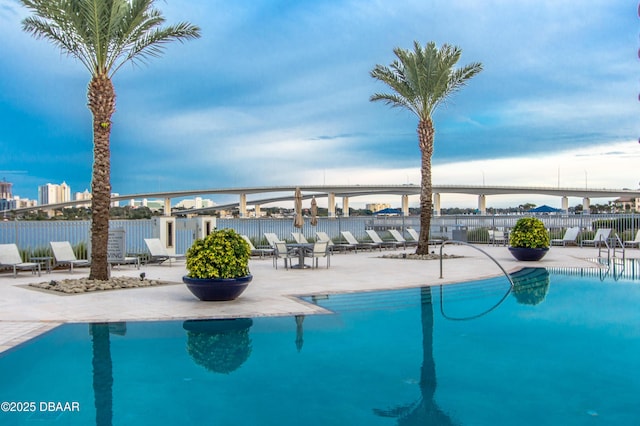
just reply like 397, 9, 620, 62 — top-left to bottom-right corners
370, 40, 482, 120
20, 0, 201, 77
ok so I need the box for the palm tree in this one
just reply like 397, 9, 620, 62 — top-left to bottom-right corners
370, 41, 482, 255
20, 0, 201, 279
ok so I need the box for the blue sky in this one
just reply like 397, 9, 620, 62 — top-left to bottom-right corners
0, 0, 638, 208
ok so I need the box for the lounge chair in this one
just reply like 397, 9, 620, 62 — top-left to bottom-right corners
624, 230, 640, 248
50, 241, 90, 273
406, 228, 420, 244
550, 227, 580, 246
488, 229, 508, 246
143, 238, 185, 265
291, 232, 309, 244
315, 231, 353, 252
241, 235, 274, 258
264, 233, 284, 248
581, 228, 611, 247
0, 244, 41, 277
388, 229, 418, 248
305, 241, 330, 268
365, 230, 401, 249
408, 227, 443, 245
108, 254, 140, 270
340, 231, 378, 252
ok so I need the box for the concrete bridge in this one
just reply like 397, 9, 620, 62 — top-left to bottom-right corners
6, 184, 639, 217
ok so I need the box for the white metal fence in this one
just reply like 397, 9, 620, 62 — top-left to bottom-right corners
1, 213, 638, 259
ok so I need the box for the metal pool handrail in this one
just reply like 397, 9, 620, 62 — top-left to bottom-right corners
439, 240, 514, 288
438, 240, 515, 321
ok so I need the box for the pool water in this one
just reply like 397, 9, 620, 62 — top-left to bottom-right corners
1, 268, 639, 425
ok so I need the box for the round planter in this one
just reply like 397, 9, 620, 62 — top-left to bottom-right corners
508, 247, 549, 262
182, 275, 253, 301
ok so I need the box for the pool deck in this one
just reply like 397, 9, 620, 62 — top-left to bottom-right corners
0, 244, 633, 352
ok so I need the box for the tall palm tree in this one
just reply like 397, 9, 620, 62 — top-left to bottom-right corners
20, 0, 201, 279
371, 41, 482, 255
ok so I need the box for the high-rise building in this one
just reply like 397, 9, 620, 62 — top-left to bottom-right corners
38, 182, 71, 205
0, 179, 12, 200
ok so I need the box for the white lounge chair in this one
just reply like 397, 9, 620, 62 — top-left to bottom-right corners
624, 230, 640, 248
388, 229, 418, 248
488, 229, 507, 246
340, 231, 378, 252
581, 228, 611, 247
291, 232, 309, 244
550, 227, 580, 246
406, 228, 420, 244
143, 238, 185, 265
365, 230, 400, 249
315, 231, 352, 252
0, 244, 41, 277
264, 233, 284, 248
50, 241, 90, 273
241, 235, 274, 258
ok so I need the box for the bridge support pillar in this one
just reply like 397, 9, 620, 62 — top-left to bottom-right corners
401, 195, 409, 216
582, 197, 590, 214
342, 197, 349, 217
163, 198, 171, 217
561, 196, 569, 213
433, 193, 441, 216
239, 193, 247, 218
254, 204, 261, 218
478, 194, 487, 215
328, 193, 336, 218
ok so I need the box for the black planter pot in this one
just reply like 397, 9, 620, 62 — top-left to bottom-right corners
182, 275, 253, 301
508, 247, 549, 261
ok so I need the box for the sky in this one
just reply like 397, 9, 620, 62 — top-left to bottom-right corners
0, 0, 638, 209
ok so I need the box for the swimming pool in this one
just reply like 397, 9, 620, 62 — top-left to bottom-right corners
0, 267, 638, 425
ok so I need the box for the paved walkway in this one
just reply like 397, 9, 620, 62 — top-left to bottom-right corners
0, 245, 629, 353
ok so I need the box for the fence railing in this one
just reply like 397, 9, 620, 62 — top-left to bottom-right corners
1, 213, 638, 259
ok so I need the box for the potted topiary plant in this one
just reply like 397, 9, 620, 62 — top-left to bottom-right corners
508, 217, 550, 261
182, 228, 252, 301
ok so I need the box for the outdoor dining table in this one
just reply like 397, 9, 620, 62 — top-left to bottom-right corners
286, 243, 314, 269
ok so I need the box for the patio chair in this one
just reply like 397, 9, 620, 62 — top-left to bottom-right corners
388, 229, 418, 248
340, 231, 378, 252
365, 230, 401, 249
50, 241, 90, 273
291, 232, 309, 244
550, 227, 580, 246
305, 241, 330, 269
241, 235, 274, 258
0, 243, 41, 277
143, 238, 185, 266
264, 233, 284, 248
273, 242, 294, 270
581, 228, 611, 247
316, 231, 353, 252
624, 230, 640, 248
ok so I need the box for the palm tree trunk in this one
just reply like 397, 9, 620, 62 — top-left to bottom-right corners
416, 118, 434, 255
88, 74, 115, 280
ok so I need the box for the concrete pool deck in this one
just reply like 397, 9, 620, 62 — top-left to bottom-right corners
0, 244, 633, 352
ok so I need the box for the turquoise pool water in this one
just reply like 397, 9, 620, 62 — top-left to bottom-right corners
0, 268, 639, 425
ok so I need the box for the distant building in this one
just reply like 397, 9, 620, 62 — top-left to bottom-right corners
0, 180, 36, 212
175, 197, 216, 209
0, 179, 12, 200
366, 203, 391, 213
613, 197, 639, 212
38, 182, 71, 205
